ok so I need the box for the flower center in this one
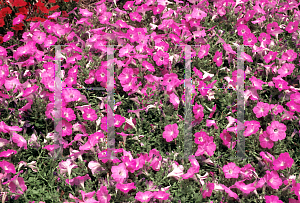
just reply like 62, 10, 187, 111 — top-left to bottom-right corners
199, 137, 203, 142
229, 169, 233, 174
274, 129, 278, 133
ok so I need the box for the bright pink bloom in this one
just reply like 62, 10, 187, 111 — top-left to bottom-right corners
273, 152, 294, 171
213, 51, 223, 67
169, 92, 180, 109
114, 114, 125, 127
153, 50, 169, 66
142, 60, 155, 72
129, 11, 142, 22
223, 162, 240, 179
0, 149, 17, 158
249, 76, 266, 90
12, 132, 27, 149
264, 170, 282, 190
116, 182, 136, 193
258, 32, 271, 45
270, 104, 284, 115
243, 33, 257, 46
244, 10, 256, 21
82, 108, 97, 121
135, 191, 153, 202
0, 160, 16, 174
66, 174, 91, 189
62, 107, 76, 122
32, 31, 46, 45
193, 102, 204, 120
233, 180, 256, 194
244, 120, 260, 137
266, 22, 283, 36
201, 182, 214, 198
267, 121, 286, 141
153, 190, 170, 200
286, 21, 298, 33
281, 50, 297, 62
111, 163, 128, 183
96, 186, 111, 203
57, 120, 73, 137
195, 136, 216, 156
286, 100, 300, 112
62, 89, 81, 103
259, 131, 274, 149
265, 195, 283, 203
264, 51, 278, 63
198, 44, 210, 59
163, 123, 179, 142
253, 102, 270, 118
237, 25, 251, 37
240, 164, 255, 180
221, 184, 238, 199
278, 63, 295, 77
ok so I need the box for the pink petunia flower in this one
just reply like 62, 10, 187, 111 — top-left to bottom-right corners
82, 108, 98, 121
270, 104, 284, 115
66, 174, 91, 189
267, 121, 286, 142
167, 162, 184, 180
129, 11, 142, 22
162, 123, 179, 142
59, 159, 78, 178
13, 14, 25, 26
0, 149, 17, 158
259, 131, 274, 149
3, 31, 14, 42
111, 163, 128, 183
114, 114, 126, 128
0, 160, 16, 174
233, 180, 256, 194
244, 120, 260, 137
286, 21, 298, 33
264, 51, 278, 64
142, 60, 155, 72
258, 32, 271, 46
169, 92, 180, 109
153, 50, 169, 66
264, 170, 282, 190
198, 44, 210, 59
220, 129, 236, 149
96, 186, 111, 203
135, 191, 153, 202
201, 182, 214, 198
195, 136, 216, 156
266, 22, 283, 36
253, 102, 270, 118
153, 190, 170, 200
277, 63, 295, 77
62, 89, 81, 103
116, 182, 136, 193
243, 33, 257, 46
62, 107, 76, 122
213, 51, 223, 67
273, 152, 294, 171
193, 102, 204, 120
265, 195, 283, 203
223, 162, 240, 179
281, 50, 297, 62
249, 76, 266, 90
32, 31, 46, 45
12, 132, 27, 149
237, 25, 251, 37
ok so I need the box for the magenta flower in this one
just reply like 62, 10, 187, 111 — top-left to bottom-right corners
3, 31, 14, 42
88, 161, 103, 175
201, 182, 214, 198
193, 102, 204, 120
240, 52, 253, 62
267, 121, 286, 141
243, 33, 257, 46
223, 162, 240, 179
32, 31, 46, 45
270, 104, 284, 115
0, 149, 17, 158
12, 132, 27, 149
244, 120, 260, 137
153, 50, 169, 66
79, 8, 93, 17
264, 170, 282, 190
111, 163, 128, 183
259, 131, 274, 149
249, 76, 267, 90
237, 25, 251, 36
13, 14, 25, 26
162, 123, 179, 142
98, 11, 112, 25
233, 180, 256, 194
129, 11, 142, 22
135, 191, 154, 202
5, 174, 27, 198
213, 51, 223, 67
142, 60, 155, 72
258, 32, 271, 45
286, 100, 300, 112
58, 120, 73, 137
253, 102, 270, 118
278, 63, 295, 77
116, 182, 136, 193
195, 136, 216, 156
273, 152, 294, 171
122, 77, 138, 92
264, 51, 278, 63
0, 160, 16, 174
169, 92, 180, 109
66, 174, 91, 189
267, 22, 284, 36
62, 107, 76, 122
62, 89, 81, 103
220, 129, 236, 149
118, 67, 134, 85
96, 186, 111, 203
114, 114, 125, 128
82, 107, 98, 121
285, 21, 298, 33
198, 44, 210, 59
153, 190, 170, 200
265, 195, 283, 203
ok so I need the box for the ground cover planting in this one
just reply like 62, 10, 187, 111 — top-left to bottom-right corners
0, 0, 300, 202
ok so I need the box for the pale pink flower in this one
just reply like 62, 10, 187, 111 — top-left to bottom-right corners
96, 186, 111, 203
135, 191, 153, 202
12, 132, 27, 149
59, 159, 78, 178
111, 163, 128, 183
167, 162, 184, 180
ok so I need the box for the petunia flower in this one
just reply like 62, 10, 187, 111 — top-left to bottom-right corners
96, 186, 111, 203
259, 131, 274, 149
111, 163, 128, 183
201, 182, 214, 198
267, 121, 286, 142
267, 22, 284, 36
253, 102, 270, 118
285, 21, 298, 33
198, 44, 210, 59
264, 170, 282, 190
12, 132, 27, 149
169, 92, 180, 109
237, 25, 251, 36
135, 191, 153, 203
162, 123, 179, 143
116, 182, 136, 193
264, 51, 278, 64
32, 31, 46, 45
0, 160, 16, 174
59, 159, 78, 178
82, 108, 98, 121
243, 33, 257, 46
223, 162, 240, 179
244, 120, 260, 137
153, 50, 169, 66
167, 162, 184, 180
193, 102, 204, 120
62, 89, 81, 103
213, 50, 223, 67
232, 180, 256, 194
277, 63, 295, 77
273, 152, 294, 171
265, 195, 283, 203
258, 32, 271, 46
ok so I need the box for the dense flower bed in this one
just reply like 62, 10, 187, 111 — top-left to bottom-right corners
0, 0, 300, 202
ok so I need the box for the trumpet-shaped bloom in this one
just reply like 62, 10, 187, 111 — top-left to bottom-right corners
237, 25, 251, 37
286, 21, 299, 33
193, 102, 204, 120
265, 195, 283, 203
135, 191, 154, 203
273, 152, 294, 171
12, 132, 27, 149
253, 102, 270, 118
153, 50, 169, 66
267, 121, 286, 142
96, 186, 111, 203
167, 162, 184, 180
223, 162, 240, 179
264, 170, 282, 189
0, 160, 16, 174
59, 159, 78, 178
259, 131, 274, 149
111, 163, 128, 183
198, 44, 210, 59
82, 108, 98, 121
162, 123, 179, 142
213, 51, 223, 67
116, 182, 136, 193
